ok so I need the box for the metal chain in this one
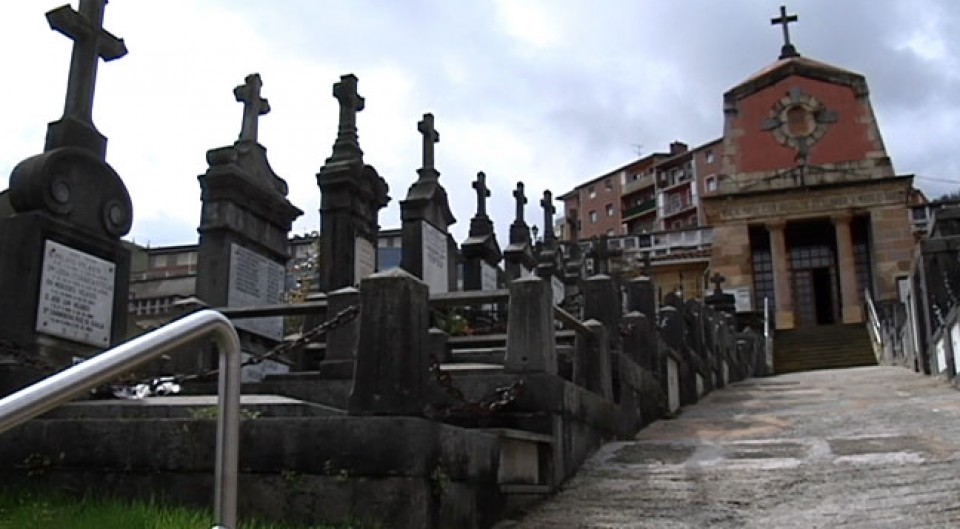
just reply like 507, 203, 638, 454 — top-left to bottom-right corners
0, 339, 59, 373
0, 305, 360, 398
428, 353, 524, 416
173, 304, 361, 384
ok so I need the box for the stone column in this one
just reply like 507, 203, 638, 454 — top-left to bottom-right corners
834, 214, 863, 323
767, 221, 794, 329
573, 320, 613, 401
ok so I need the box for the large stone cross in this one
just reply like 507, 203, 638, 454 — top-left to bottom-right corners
233, 73, 270, 143
513, 182, 527, 223
333, 73, 366, 141
710, 272, 726, 295
541, 190, 556, 242
770, 5, 799, 59
472, 172, 490, 217
418, 113, 440, 172
46, 0, 127, 125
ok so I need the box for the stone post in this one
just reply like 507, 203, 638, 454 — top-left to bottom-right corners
626, 276, 657, 320
573, 320, 613, 400
583, 274, 622, 352
505, 277, 557, 374
348, 269, 430, 415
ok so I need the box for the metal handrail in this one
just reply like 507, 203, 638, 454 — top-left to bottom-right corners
0, 309, 241, 529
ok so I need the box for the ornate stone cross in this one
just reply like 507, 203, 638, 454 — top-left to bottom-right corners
770, 5, 799, 59
46, 0, 127, 126
332, 74, 364, 156
513, 182, 527, 224
233, 73, 270, 143
711, 272, 726, 294
541, 190, 556, 242
472, 172, 490, 217
417, 113, 440, 172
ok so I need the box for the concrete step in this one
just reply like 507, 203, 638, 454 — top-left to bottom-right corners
774, 324, 876, 373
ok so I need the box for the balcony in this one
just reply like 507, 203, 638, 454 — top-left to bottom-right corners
618, 227, 715, 264
621, 173, 655, 195
622, 198, 657, 220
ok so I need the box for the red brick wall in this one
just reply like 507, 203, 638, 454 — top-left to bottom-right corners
729, 77, 876, 173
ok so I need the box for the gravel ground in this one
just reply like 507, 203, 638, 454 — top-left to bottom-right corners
510, 366, 960, 528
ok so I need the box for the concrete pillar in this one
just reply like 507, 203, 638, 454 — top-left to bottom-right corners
348, 269, 430, 415
505, 277, 557, 374
768, 220, 795, 329
626, 276, 657, 320
325, 287, 360, 361
573, 320, 613, 401
834, 214, 863, 323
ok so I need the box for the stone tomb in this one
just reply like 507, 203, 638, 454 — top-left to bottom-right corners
0, 0, 132, 392
400, 113, 458, 293
195, 73, 302, 373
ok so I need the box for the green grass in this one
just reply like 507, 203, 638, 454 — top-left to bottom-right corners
0, 489, 353, 529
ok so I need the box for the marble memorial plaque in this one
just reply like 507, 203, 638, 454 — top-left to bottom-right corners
952, 324, 960, 376
481, 262, 498, 291
421, 222, 448, 293
36, 240, 115, 347
551, 275, 564, 305
228, 243, 285, 340
354, 237, 377, 282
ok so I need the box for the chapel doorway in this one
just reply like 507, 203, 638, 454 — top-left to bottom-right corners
787, 220, 839, 328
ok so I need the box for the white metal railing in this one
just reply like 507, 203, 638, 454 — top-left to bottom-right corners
0, 310, 241, 529
864, 288, 883, 358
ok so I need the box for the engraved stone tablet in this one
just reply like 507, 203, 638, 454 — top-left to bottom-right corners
421, 221, 449, 293
481, 261, 498, 291
354, 237, 377, 283
36, 240, 115, 347
228, 243, 285, 340
551, 275, 564, 305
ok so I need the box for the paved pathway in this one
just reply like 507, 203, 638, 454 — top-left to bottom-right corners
513, 367, 960, 528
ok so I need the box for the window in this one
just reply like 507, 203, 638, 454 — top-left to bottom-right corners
607, 229, 615, 237
706, 175, 717, 192
705, 150, 715, 164
589, 210, 598, 223
588, 185, 596, 199
606, 204, 615, 217
604, 178, 613, 191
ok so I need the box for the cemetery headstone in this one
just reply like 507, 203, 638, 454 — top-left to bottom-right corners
195, 73, 302, 371
317, 74, 390, 292
400, 113, 457, 293
461, 172, 502, 290
535, 190, 564, 304
704, 272, 737, 315
503, 182, 536, 281
0, 0, 132, 393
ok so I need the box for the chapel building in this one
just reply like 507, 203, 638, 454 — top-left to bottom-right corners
701, 10, 920, 330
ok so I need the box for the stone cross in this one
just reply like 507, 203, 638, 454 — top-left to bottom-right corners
513, 182, 527, 223
541, 190, 556, 242
472, 172, 490, 217
770, 5, 799, 59
233, 73, 270, 143
332, 74, 364, 156
710, 272, 726, 295
417, 113, 440, 172
46, 0, 127, 125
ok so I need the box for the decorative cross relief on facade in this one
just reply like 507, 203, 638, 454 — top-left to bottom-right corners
761, 86, 837, 164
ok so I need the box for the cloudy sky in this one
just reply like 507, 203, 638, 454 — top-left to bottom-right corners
1, 1, 958, 248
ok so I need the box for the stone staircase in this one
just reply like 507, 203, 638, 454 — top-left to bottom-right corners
774, 323, 877, 374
